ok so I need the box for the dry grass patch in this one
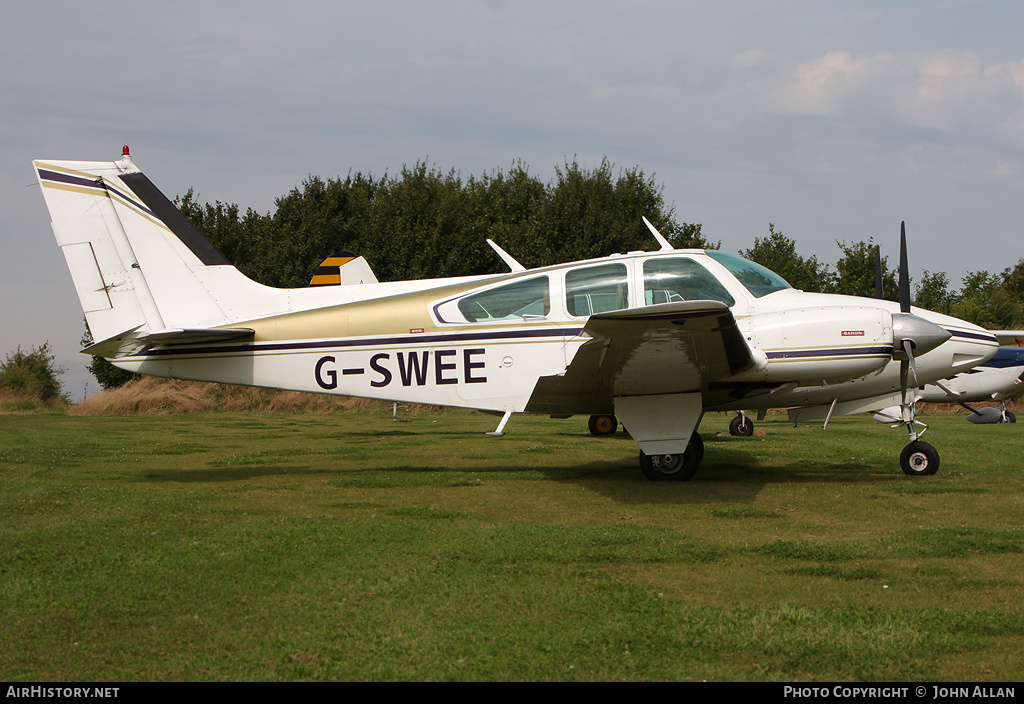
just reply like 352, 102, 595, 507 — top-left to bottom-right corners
69, 377, 440, 416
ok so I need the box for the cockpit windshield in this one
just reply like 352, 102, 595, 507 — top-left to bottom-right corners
705, 250, 792, 298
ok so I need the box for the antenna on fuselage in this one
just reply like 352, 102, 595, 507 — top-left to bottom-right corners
875, 245, 884, 299
486, 239, 526, 272
642, 217, 674, 252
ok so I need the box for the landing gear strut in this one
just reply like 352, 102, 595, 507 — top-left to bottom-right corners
638, 432, 704, 481
895, 398, 939, 477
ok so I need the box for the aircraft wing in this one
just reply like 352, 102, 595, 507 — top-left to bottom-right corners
525, 300, 758, 414
991, 330, 1024, 346
84, 327, 255, 358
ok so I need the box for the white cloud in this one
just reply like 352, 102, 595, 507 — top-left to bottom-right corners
720, 47, 1024, 147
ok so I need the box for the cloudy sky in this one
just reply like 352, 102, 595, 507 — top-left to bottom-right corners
3, 1, 1023, 400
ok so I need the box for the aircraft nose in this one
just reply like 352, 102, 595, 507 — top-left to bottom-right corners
892, 313, 952, 356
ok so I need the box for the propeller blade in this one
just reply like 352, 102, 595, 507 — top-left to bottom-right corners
900, 357, 910, 413
903, 338, 918, 387
899, 221, 911, 313
875, 245, 884, 299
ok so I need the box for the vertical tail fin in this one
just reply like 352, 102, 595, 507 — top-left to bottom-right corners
33, 149, 281, 350
308, 251, 379, 286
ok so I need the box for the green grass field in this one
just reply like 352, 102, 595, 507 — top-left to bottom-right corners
2, 408, 1022, 681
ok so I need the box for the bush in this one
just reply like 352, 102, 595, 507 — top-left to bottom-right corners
0, 343, 67, 402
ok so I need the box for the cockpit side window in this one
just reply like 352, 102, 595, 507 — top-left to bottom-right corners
565, 263, 629, 317
642, 257, 735, 307
705, 250, 792, 298
456, 276, 550, 323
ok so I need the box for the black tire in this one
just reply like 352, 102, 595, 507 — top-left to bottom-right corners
900, 440, 940, 476
639, 432, 703, 481
588, 414, 618, 436
1006, 411, 1017, 424
729, 414, 754, 436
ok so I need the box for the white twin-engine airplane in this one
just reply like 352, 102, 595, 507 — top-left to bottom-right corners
33, 148, 999, 480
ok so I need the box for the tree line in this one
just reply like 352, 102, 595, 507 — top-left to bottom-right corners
78, 157, 1023, 390
177, 158, 710, 287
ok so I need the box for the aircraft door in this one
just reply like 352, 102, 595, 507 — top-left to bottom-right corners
444, 274, 566, 408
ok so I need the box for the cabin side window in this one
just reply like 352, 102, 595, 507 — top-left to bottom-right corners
455, 276, 550, 323
565, 263, 629, 317
642, 257, 736, 307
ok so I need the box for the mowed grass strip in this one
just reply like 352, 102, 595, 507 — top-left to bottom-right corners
1, 410, 1023, 681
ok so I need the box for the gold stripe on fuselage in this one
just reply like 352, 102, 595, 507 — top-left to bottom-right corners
243, 274, 516, 342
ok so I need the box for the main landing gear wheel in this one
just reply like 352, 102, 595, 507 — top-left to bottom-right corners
729, 414, 754, 437
900, 440, 939, 476
1006, 410, 1017, 424
588, 414, 618, 436
639, 432, 704, 482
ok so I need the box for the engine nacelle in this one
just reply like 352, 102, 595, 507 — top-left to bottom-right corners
742, 306, 893, 384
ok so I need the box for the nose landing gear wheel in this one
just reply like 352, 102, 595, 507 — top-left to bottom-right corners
900, 440, 939, 476
639, 432, 703, 481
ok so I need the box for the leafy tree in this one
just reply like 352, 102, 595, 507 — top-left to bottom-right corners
460, 163, 547, 271
0, 343, 67, 401
178, 189, 275, 284
368, 162, 486, 281
528, 158, 710, 267
834, 239, 897, 299
951, 271, 1024, 329
670, 222, 713, 250
1000, 258, 1024, 301
742, 224, 835, 292
913, 270, 956, 314
81, 322, 138, 391
174, 156, 699, 286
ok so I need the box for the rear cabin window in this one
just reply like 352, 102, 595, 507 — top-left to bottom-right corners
642, 257, 735, 307
456, 276, 550, 323
565, 263, 629, 317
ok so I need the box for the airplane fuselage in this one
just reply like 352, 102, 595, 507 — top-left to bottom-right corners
114, 248, 997, 416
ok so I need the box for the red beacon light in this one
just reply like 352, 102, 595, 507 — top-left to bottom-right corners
122, 145, 130, 156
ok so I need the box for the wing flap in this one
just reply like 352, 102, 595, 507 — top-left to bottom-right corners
525, 301, 758, 414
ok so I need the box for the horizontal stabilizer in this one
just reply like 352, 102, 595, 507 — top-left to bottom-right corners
85, 327, 254, 358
